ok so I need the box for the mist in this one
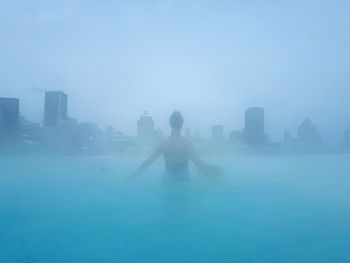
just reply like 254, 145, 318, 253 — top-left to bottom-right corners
1, 0, 349, 143
3, 1, 350, 263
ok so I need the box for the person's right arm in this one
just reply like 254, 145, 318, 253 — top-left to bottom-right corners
131, 143, 162, 178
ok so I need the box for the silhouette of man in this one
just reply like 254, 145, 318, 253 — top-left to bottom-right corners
133, 111, 215, 181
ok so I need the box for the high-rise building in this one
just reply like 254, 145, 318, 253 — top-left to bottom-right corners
0, 98, 19, 127
297, 118, 321, 143
211, 125, 224, 142
0, 98, 20, 139
244, 107, 265, 145
137, 111, 154, 146
43, 91, 68, 127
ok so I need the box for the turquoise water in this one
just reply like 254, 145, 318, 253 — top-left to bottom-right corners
1, 155, 350, 262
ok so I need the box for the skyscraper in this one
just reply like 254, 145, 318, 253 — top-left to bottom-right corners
211, 125, 224, 142
0, 98, 20, 138
297, 118, 321, 143
0, 98, 19, 127
244, 107, 265, 145
43, 91, 68, 127
137, 111, 154, 146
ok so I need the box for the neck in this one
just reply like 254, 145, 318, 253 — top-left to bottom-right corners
171, 130, 181, 136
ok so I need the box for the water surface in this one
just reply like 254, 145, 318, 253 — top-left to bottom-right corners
1, 155, 350, 262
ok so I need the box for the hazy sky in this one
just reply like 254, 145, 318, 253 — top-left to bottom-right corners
0, 0, 349, 143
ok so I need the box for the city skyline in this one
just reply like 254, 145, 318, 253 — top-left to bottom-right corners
1, 1, 350, 144
3, 85, 349, 145
0, 92, 349, 147
2, 3, 350, 263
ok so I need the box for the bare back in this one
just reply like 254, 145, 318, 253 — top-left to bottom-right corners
160, 135, 191, 165
133, 130, 208, 179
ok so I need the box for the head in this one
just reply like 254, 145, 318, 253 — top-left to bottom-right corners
169, 111, 184, 131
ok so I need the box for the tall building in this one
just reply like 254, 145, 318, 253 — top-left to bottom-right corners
297, 118, 321, 143
0, 98, 19, 127
43, 91, 68, 127
244, 107, 265, 145
0, 98, 20, 139
211, 125, 224, 142
137, 111, 154, 146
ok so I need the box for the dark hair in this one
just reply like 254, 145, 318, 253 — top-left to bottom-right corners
169, 111, 184, 130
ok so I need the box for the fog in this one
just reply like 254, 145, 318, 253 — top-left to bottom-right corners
1, 0, 350, 142
2, 2, 350, 262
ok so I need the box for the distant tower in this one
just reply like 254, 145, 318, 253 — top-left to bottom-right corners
244, 107, 265, 145
211, 125, 224, 142
297, 118, 321, 143
43, 91, 68, 127
0, 98, 19, 127
0, 98, 20, 139
137, 111, 154, 146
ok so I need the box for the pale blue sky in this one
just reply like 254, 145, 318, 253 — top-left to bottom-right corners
0, 0, 349, 143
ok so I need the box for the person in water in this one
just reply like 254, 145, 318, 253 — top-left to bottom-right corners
132, 111, 216, 181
